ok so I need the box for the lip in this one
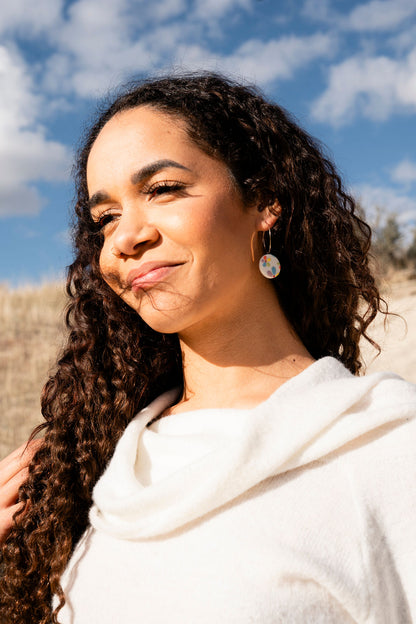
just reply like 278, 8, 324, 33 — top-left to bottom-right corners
127, 262, 182, 290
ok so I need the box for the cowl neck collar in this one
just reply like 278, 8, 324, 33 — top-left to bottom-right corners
90, 357, 414, 539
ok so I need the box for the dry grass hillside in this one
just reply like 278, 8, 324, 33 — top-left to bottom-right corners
1, 275, 415, 460
0, 283, 66, 459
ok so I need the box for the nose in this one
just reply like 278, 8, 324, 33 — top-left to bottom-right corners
111, 208, 159, 257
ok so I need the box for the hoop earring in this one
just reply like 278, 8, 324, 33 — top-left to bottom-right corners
259, 230, 281, 279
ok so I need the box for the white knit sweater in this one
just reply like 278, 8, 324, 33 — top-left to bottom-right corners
56, 357, 416, 623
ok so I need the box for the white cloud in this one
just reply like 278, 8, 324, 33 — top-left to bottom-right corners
166, 33, 335, 87
0, 185, 44, 218
302, 0, 416, 33
0, 0, 64, 36
193, 0, 251, 20
390, 160, 416, 185
41, 0, 171, 97
151, 0, 188, 21
0, 46, 39, 133
302, 0, 332, 22
354, 184, 416, 230
390, 24, 416, 53
2, 129, 70, 186
34, 0, 335, 98
220, 33, 335, 85
311, 48, 416, 125
0, 45, 70, 217
345, 0, 416, 32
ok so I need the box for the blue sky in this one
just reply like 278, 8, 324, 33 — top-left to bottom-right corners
1, 0, 416, 285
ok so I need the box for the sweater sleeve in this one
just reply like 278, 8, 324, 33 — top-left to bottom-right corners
347, 415, 416, 623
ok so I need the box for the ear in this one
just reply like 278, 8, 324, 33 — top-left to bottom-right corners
255, 202, 281, 233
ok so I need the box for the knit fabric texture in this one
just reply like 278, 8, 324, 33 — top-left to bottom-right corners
56, 357, 416, 623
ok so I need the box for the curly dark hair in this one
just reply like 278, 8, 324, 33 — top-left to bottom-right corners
0, 72, 385, 623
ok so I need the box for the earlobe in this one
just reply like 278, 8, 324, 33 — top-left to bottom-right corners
256, 202, 281, 233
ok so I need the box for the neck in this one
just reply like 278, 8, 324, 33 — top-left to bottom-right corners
172, 286, 314, 414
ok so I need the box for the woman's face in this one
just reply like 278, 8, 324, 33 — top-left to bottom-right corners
87, 106, 273, 335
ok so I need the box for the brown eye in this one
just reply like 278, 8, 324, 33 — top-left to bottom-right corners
94, 213, 116, 230
147, 182, 185, 199
99, 214, 114, 228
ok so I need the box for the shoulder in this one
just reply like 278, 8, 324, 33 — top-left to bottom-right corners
355, 369, 416, 464
335, 410, 416, 620
340, 411, 416, 485
318, 366, 416, 550
336, 369, 416, 495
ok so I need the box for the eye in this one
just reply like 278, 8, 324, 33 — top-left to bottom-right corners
92, 211, 118, 231
98, 213, 114, 228
145, 181, 186, 199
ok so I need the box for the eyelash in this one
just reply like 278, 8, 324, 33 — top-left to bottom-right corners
144, 180, 186, 199
95, 213, 114, 230
93, 181, 186, 230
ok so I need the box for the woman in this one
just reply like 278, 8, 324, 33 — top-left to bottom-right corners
0, 73, 415, 624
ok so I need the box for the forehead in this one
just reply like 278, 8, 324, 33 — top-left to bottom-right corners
86, 106, 199, 185
91, 107, 189, 157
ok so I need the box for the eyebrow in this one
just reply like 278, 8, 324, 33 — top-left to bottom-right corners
88, 159, 191, 211
88, 190, 110, 211
130, 159, 190, 185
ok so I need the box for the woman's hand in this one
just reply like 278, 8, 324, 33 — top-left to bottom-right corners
0, 439, 42, 544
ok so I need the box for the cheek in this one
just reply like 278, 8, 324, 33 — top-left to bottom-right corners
98, 243, 110, 277
184, 194, 245, 246
188, 202, 252, 265
98, 244, 121, 293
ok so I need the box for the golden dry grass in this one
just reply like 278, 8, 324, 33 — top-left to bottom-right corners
0, 282, 67, 459
0, 275, 415, 460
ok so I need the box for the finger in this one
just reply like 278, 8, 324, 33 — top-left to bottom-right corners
0, 467, 29, 509
0, 501, 25, 542
0, 439, 41, 474
0, 439, 43, 487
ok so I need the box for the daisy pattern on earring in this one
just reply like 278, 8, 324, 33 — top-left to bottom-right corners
259, 254, 281, 279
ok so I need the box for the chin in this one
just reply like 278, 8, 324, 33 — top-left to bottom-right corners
139, 312, 190, 336
122, 290, 193, 335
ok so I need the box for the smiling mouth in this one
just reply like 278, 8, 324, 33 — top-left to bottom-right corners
129, 264, 181, 291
